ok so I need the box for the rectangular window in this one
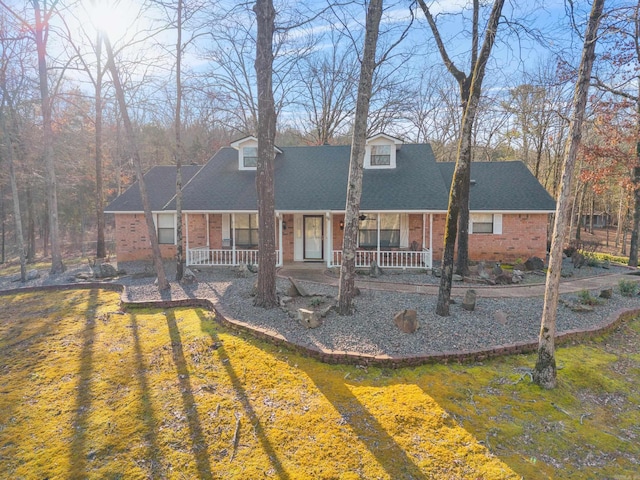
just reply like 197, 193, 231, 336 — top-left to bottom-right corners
234, 214, 259, 247
358, 214, 400, 248
379, 213, 400, 247
157, 214, 175, 244
243, 146, 258, 168
358, 215, 377, 248
472, 213, 494, 234
371, 145, 391, 166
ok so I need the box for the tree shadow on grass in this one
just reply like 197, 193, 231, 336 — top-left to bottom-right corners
296, 363, 426, 479
68, 289, 99, 478
165, 310, 213, 479
195, 309, 290, 480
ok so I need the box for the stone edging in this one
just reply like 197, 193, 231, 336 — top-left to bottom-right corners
2, 283, 638, 368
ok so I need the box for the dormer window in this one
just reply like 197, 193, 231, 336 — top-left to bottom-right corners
243, 146, 258, 168
371, 145, 391, 166
364, 133, 403, 169
230, 135, 282, 170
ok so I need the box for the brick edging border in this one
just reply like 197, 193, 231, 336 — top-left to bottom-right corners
2, 283, 639, 368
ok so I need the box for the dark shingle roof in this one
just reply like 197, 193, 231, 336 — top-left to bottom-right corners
170, 143, 450, 212
106, 147, 556, 214
437, 161, 556, 211
105, 165, 202, 212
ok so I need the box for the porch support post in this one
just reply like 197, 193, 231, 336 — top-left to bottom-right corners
376, 213, 380, 266
326, 212, 332, 268
185, 213, 190, 265
206, 213, 210, 248
422, 213, 426, 249
278, 213, 283, 267
429, 213, 433, 268
232, 213, 236, 265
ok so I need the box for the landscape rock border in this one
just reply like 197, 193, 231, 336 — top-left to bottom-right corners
2, 282, 639, 368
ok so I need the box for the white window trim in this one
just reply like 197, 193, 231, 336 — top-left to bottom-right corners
469, 213, 502, 235
364, 134, 402, 169
154, 212, 177, 245
231, 136, 282, 171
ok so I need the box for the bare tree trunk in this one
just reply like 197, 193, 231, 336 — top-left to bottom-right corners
33, 0, 64, 274
420, 0, 505, 315
0, 105, 26, 281
337, 0, 383, 315
253, 0, 278, 307
174, 0, 185, 282
94, 31, 106, 259
26, 184, 35, 262
533, 0, 604, 389
103, 35, 170, 291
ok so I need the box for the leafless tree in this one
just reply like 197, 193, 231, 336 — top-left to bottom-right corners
1, 0, 65, 273
417, 0, 506, 315
533, 0, 605, 389
103, 34, 170, 290
338, 0, 384, 315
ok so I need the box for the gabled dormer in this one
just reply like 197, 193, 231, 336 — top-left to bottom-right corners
230, 136, 282, 171
364, 133, 403, 169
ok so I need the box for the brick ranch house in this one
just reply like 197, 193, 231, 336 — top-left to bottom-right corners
105, 134, 556, 269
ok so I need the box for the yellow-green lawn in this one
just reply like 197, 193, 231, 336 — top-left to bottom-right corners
0, 289, 638, 479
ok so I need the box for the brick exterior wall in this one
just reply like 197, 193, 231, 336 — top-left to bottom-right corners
114, 212, 549, 264
114, 213, 175, 261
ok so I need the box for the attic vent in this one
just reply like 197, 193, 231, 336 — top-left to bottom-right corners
470, 179, 477, 185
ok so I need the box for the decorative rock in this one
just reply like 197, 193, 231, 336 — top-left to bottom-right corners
599, 288, 613, 299
432, 268, 442, 278
478, 269, 491, 281
250, 279, 258, 296
494, 310, 508, 325
514, 263, 527, 272
511, 270, 524, 284
571, 252, 585, 269
26, 269, 40, 281
247, 263, 258, 274
370, 260, 383, 278
298, 308, 322, 328
452, 274, 463, 282
524, 256, 544, 271
354, 286, 361, 296
492, 263, 504, 277
393, 309, 418, 333
92, 262, 117, 279
180, 268, 197, 285
602, 259, 610, 269
288, 277, 310, 297
319, 305, 334, 318
495, 273, 512, 285
462, 289, 477, 311
279, 296, 293, 307
237, 264, 251, 278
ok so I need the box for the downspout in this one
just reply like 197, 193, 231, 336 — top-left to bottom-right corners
429, 213, 433, 268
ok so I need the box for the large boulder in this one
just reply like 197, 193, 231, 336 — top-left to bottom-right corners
393, 309, 418, 333
298, 308, 322, 328
180, 268, 197, 285
524, 256, 544, 271
92, 262, 118, 279
462, 289, 477, 311
370, 260, 384, 278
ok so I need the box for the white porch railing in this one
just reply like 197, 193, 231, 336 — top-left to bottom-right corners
330, 249, 431, 269
187, 247, 281, 267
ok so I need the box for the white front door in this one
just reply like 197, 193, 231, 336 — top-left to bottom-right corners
304, 216, 323, 260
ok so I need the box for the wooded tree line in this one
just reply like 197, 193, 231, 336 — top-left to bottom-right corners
1, 1, 633, 264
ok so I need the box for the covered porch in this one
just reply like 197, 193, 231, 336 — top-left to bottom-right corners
184, 211, 434, 270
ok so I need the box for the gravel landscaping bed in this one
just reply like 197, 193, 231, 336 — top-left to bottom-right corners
2, 260, 639, 359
